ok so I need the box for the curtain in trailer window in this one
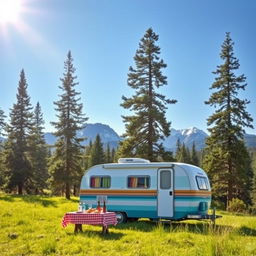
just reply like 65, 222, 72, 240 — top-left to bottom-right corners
128, 177, 138, 188
128, 176, 149, 188
90, 176, 110, 188
90, 177, 95, 187
101, 177, 110, 188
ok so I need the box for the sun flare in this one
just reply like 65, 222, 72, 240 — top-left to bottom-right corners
0, 0, 23, 25
0, 0, 57, 61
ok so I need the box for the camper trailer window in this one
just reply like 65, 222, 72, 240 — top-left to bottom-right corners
90, 176, 111, 188
160, 170, 172, 189
127, 176, 150, 189
196, 176, 209, 190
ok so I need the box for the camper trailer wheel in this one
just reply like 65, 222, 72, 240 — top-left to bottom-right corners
115, 212, 127, 224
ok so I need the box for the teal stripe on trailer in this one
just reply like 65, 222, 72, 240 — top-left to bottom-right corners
175, 206, 199, 212
174, 196, 211, 201
80, 195, 96, 200
107, 205, 157, 219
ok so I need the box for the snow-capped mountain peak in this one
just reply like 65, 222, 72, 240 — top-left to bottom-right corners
163, 127, 208, 151
181, 127, 199, 136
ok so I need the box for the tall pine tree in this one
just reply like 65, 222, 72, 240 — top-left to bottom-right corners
175, 138, 182, 161
203, 33, 253, 208
28, 102, 48, 194
252, 152, 256, 205
89, 134, 105, 166
0, 108, 6, 188
175, 140, 191, 164
50, 51, 88, 199
119, 28, 177, 161
111, 148, 117, 163
191, 142, 199, 166
0, 108, 6, 137
179, 143, 191, 163
4, 70, 34, 194
105, 143, 112, 163
83, 140, 93, 170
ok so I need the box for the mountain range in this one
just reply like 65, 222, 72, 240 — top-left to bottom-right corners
43, 123, 256, 151
44, 123, 120, 149
1, 123, 255, 151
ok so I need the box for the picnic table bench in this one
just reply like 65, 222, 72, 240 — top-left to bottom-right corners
62, 211, 117, 234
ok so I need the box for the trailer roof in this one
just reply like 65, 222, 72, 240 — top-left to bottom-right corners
103, 162, 190, 170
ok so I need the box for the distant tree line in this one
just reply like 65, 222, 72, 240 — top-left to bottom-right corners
174, 140, 200, 166
0, 29, 255, 211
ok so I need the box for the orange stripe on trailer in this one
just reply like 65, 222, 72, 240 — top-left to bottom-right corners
80, 189, 157, 196
175, 190, 212, 196
80, 189, 211, 197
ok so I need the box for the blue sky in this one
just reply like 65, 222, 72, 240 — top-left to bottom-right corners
0, 0, 255, 135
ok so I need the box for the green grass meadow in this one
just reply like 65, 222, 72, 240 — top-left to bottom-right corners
0, 193, 256, 256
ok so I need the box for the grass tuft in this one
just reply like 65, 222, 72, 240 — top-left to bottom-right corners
41, 238, 57, 255
8, 233, 18, 239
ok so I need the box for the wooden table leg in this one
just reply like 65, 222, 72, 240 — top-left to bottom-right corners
74, 224, 83, 233
102, 226, 109, 234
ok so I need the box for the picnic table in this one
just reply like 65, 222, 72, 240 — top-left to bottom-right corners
62, 211, 117, 234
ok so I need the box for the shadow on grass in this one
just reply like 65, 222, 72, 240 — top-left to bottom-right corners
238, 225, 256, 236
0, 194, 15, 202
66, 230, 124, 240
58, 197, 79, 204
0, 194, 58, 207
114, 221, 156, 232
113, 220, 236, 235
19, 195, 59, 207
0, 194, 79, 207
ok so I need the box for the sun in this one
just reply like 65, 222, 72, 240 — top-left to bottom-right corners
0, 0, 23, 25
0, 0, 56, 60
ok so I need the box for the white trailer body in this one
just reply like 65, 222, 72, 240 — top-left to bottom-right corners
79, 159, 211, 221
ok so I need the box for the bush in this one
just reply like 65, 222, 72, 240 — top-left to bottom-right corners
227, 198, 246, 213
211, 200, 226, 210
248, 206, 256, 215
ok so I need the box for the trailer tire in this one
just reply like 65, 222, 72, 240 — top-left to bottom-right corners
115, 212, 127, 224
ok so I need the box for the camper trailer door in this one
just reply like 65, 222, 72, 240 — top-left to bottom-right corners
157, 169, 174, 218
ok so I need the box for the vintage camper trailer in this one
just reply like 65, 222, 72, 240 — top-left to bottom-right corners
79, 158, 216, 223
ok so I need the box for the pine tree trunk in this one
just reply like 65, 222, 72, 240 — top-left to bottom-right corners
226, 157, 234, 209
18, 184, 23, 195
73, 185, 77, 196
65, 182, 70, 199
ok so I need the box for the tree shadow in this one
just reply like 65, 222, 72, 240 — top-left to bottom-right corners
0, 194, 15, 202
113, 220, 156, 232
238, 225, 256, 236
21, 195, 58, 207
66, 229, 124, 240
3, 194, 59, 207
58, 197, 79, 204
167, 221, 234, 235
113, 220, 235, 235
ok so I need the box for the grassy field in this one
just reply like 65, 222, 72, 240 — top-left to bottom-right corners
0, 193, 256, 256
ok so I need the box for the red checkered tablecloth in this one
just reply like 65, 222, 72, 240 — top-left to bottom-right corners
62, 211, 117, 228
